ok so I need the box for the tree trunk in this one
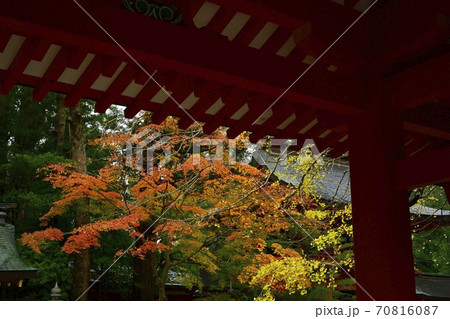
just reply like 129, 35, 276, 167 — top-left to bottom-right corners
0, 96, 8, 165
133, 252, 157, 300
55, 94, 67, 152
69, 101, 90, 301
133, 222, 158, 300
72, 211, 91, 300
157, 250, 171, 301
69, 102, 86, 173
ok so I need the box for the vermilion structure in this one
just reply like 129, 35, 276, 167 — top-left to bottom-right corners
0, 0, 449, 300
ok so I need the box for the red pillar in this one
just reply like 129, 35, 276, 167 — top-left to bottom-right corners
348, 80, 416, 300
443, 184, 450, 204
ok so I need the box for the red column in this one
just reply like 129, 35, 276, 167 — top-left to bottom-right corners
348, 80, 416, 300
443, 184, 450, 204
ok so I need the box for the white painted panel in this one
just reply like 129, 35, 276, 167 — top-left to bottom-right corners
205, 98, 225, 114
230, 103, 249, 120
91, 62, 126, 91
353, 0, 376, 12
249, 22, 278, 49
277, 113, 296, 130
319, 129, 332, 138
302, 55, 316, 65
193, 2, 220, 28
276, 35, 296, 57
0, 35, 26, 70
23, 44, 61, 78
298, 118, 318, 134
58, 53, 95, 85
221, 12, 251, 41
151, 87, 172, 104
254, 109, 272, 125
122, 80, 146, 98
181, 92, 200, 110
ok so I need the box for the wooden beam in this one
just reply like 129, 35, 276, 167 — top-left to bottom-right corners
204, 0, 308, 30
404, 122, 450, 141
0, 27, 12, 52
250, 101, 295, 141
207, 0, 367, 72
33, 47, 69, 101
395, 145, 450, 189
329, 141, 348, 158
0, 0, 364, 116
202, 89, 248, 134
0, 37, 37, 95
95, 65, 136, 113
388, 52, 450, 110
233, 17, 267, 46
384, 11, 450, 65
64, 55, 103, 108
227, 95, 272, 139
123, 68, 169, 119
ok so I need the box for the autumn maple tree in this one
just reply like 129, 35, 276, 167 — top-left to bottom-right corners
21, 117, 355, 300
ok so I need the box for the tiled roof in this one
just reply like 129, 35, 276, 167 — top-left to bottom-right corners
259, 150, 351, 203
0, 224, 37, 275
260, 150, 450, 216
416, 273, 450, 300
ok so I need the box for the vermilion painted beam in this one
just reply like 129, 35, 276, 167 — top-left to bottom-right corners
210, 0, 366, 72
190, 84, 229, 116
0, 0, 363, 116
345, 0, 360, 7
101, 56, 123, 78
404, 122, 450, 141
175, 0, 201, 28
95, 65, 136, 113
205, 0, 306, 30
404, 136, 430, 157
371, 0, 450, 65
67, 48, 89, 70
33, 47, 70, 101
32, 40, 52, 61
329, 141, 348, 158
303, 121, 327, 138
178, 82, 228, 129
295, 32, 367, 75
0, 37, 37, 95
384, 12, 450, 65
412, 139, 445, 157
250, 101, 295, 141
124, 70, 175, 119
205, 7, 235, 34
206, 0, 358, 31
235, 0, 366, 73
0, 27, 12, 52
388, 52, 450, 110
228, 95, 272, 140
234, 95, 273, 131
275, 107, 317, 139
202, 89, 248, 134
64, 55, 104, 108
233, 18, 267, 46
395, 145, 450, 189
317, 131, 347, 153
261, 27, 293, 55
153, 75, 196, 127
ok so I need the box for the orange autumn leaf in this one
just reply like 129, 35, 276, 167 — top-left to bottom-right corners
20, 228, 64, 254
131, 241, 171, 260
